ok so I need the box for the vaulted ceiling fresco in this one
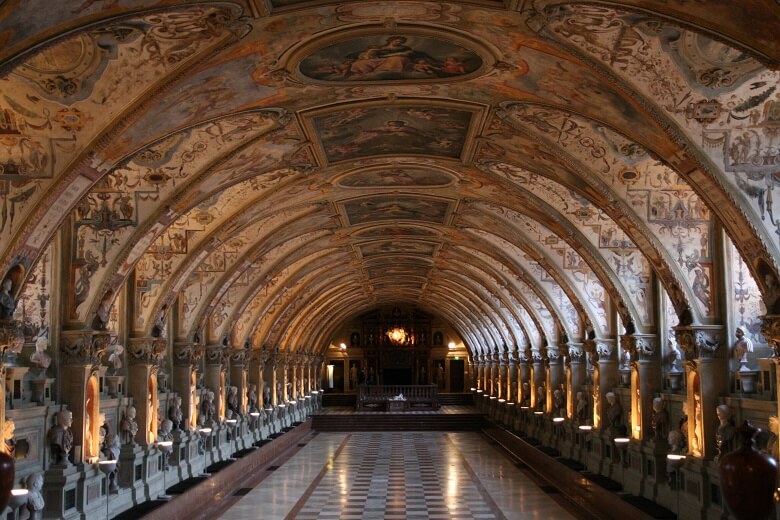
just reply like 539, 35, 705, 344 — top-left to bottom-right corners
1, 0, 779, 358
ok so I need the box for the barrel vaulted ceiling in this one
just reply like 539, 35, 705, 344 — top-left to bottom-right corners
1, 0, 778, 355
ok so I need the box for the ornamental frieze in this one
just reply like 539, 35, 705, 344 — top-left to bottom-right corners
674, 327, 722, 360
60, 330, 109, 366
127, 337, 166, 364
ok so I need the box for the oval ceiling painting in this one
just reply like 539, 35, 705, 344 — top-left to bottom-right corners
299, 34, 484, 82
339, 167, 454, 188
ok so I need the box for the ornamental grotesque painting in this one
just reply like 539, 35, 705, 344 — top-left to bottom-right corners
312, 105, 473, 163
298, 34, 483, 82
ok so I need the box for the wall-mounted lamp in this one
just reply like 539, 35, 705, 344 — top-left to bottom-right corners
448, 342, 456, 350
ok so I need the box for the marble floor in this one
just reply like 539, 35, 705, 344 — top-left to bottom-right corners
220, 432, 578, 519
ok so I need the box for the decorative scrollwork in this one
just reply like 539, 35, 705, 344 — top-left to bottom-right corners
127, 337, 166, 364
0, 320, 24, 357
173, 342, 203, 365
61, 331, 109, 366
760, 314, 780, 358
675, 328, 721, 360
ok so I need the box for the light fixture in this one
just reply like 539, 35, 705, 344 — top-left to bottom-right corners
448, 342, 456, 349
339, 343, 347, 350
386, 327, 408, 345
553, 417, 565, 423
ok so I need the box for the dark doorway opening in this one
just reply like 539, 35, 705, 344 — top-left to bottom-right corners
450, 359, 465, 392
383, 368, 412, 385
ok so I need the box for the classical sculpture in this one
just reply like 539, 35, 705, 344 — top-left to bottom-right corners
30, 335, 51, 377
263, 386, 271, 407
47, 410, 73, 466
25, 473, 44, 520
0, 278, 14, 320
521, 382, 531, 406
101, 419, 120, 461
620, 349, 630, 370
605, 392, 626, 436
691, 393, 704, 456
120, 406, 138, 445
668, 401, 689, 454
108, 343, 124, 375
553, 388, 565, 418
158, 419, 173, 442
168, 396, 183, 430
732, 327, 754, 370
576, 391, 589, 424
227, 386, 241, 417
247, 384, 258, 413
199, 391, 215, 426
535, 385, 545, 411
667, 336, 682, 372
716, 404, 737, 460
650, 397, 668, 441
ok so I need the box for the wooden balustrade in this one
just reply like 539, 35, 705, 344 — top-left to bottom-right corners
356, 384, 439, 411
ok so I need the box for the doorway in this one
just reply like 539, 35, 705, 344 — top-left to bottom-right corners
450, 359, 465, 392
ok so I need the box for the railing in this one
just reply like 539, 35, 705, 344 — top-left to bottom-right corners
356, 384, 439, 411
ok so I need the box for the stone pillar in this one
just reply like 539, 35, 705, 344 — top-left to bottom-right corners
498, 349, 508, 400
474, 354, 483, 391
622, 334, 660, 441
675, 326, 726, 459
531, 348, 545, 409
491, 347, 500, 396
565, 343, 585, 420
248, 346, 267, 409
204, 344, 227, 422
545, 345, 563, 415
59, 330, 109, 463
482, 352, 489, 393
173, 342, 203, 430
269, 348, 280, 405
229, 348, 248, 415
518, 347, 531, 406
127, 337, 166, 446
280, 352, 290, 402
301, 351, 311, 394
508, 345, 518, 402
593, 339, 617, 431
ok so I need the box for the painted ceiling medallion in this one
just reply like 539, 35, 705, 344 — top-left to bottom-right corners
298, 33, 483, 83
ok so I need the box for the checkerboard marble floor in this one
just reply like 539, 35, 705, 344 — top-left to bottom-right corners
220, 432, 575, 520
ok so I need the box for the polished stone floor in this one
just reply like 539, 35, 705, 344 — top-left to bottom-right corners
220, 432, 577, 519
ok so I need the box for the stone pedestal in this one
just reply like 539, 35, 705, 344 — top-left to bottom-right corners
29, 377, 55, 405
42, 464, 80, 519
169, 429, 193, 480
118, 443, 145, 492
5, 366, 29, 408
105, 375, 124, 398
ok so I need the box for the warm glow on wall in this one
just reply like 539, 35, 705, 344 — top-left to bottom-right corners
386, 327, 408, 345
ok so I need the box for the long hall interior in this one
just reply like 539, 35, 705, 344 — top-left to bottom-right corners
0, 0, 778, 519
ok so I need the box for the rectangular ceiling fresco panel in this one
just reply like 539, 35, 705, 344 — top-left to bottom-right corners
312, 105, 473, 163
342, 196, 450, 226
